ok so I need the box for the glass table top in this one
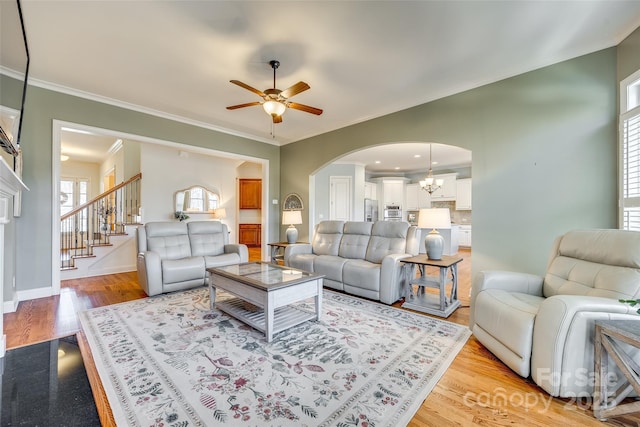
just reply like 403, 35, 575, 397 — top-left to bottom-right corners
209, 262, 320, 289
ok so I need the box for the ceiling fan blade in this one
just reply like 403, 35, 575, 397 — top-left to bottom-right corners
226, 102, 262, 110
229, 80, 266, 97
272, 114, 283, 124
288, 102, 323, 115
280, 81, 310, 99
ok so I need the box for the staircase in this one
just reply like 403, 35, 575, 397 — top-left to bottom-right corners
60, 173, 142, 278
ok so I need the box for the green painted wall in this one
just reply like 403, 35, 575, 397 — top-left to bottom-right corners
11, 81, 280, 292
281, 48, 621, 278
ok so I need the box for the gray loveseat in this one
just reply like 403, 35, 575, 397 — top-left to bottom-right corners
136, 221, 248, 296
284, 220, 419, 304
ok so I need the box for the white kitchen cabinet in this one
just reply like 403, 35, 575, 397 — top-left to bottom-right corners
458, 225, 472, 247
456, 178, 472, 210
405, 183, 431, 210
364, 181, 377, 200
383, 180, 404, 205
430, 173, 457, 201
373, 177, 409, 207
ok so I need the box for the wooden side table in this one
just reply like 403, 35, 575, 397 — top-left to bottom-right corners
267, 241, 308, 265
593, 319, 640, 420
400, 254, 463, 318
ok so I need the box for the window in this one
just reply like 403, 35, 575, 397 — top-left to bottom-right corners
621, 71, 640, 231
61, 177, 89, 231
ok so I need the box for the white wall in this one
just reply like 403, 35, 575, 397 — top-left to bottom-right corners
140, 144, 244, 242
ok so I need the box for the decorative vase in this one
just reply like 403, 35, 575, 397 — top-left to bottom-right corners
286, 225, 298, 244
425, 229, 444, 260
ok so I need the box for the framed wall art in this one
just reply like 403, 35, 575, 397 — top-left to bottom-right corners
282, 193, 303, 210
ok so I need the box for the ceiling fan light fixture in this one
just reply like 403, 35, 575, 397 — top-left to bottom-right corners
227, 59, 321, 126
263, 100, 286, 117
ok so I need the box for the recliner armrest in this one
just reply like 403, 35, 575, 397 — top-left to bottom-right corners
470, 270, 544, 329
531, 294, 639, 396
224, 244, 249, 262
379, 253, 411, 305
136, 251, 163, 296
284, 244, 313, 264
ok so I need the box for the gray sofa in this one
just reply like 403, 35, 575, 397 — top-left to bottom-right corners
136, 221, 248, 296
285, 220, 419, 304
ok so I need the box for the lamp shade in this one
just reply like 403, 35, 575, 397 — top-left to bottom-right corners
212, 207, 226, 219
282, 210, 302, 225
263, 100, 286, 116
418, 208, 451, 230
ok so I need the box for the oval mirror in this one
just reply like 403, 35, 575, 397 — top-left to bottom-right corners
175, 186, 219, 213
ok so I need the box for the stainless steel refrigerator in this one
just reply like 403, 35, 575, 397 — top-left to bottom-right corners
365, 198, 378, 222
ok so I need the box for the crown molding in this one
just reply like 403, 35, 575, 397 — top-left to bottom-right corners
24, 75, 281, 146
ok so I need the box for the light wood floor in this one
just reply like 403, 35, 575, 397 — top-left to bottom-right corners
4, 248, 640, 426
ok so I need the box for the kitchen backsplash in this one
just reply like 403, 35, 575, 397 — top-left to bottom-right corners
431, 200, 472, 224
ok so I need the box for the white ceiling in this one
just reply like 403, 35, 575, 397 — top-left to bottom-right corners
338, 143, 472, 174
6, 1, 640, 170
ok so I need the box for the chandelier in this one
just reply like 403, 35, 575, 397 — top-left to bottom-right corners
419, 144, 444, 195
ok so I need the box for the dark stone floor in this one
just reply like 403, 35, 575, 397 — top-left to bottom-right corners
1, 335, 100, 426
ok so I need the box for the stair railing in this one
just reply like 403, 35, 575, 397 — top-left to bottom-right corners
60, 173, 142, 269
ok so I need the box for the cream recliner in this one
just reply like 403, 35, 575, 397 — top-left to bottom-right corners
470, 229, 640, 397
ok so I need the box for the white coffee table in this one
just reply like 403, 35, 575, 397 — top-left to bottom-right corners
207, 262, 324, 342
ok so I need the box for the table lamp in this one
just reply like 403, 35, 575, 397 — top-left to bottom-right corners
418, 208, 451, 260
212, 207, 226, 220
282, 210, 302, 243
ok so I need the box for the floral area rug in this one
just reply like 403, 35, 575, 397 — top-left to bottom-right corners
79, 287, 470, 427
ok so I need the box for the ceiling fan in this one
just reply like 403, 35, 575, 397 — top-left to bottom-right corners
226, 60, 323, 124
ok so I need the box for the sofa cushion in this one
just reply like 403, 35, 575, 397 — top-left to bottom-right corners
343, 259, 380, 291
314, 255, 348, 282
544, 229, 640, 300
311, 221, 345, 256
339, 222, 373, 259
204, 253, 241, 269
365, 221, 409, 263
146, 222, 192, 260
188, 221, 227, 257
162, 256, 205, 284
555, 229, 640, 268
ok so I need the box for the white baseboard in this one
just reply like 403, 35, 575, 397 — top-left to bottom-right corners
18, 286, 53, 302
3, 286, 54, 314
2, 299, 18, 314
